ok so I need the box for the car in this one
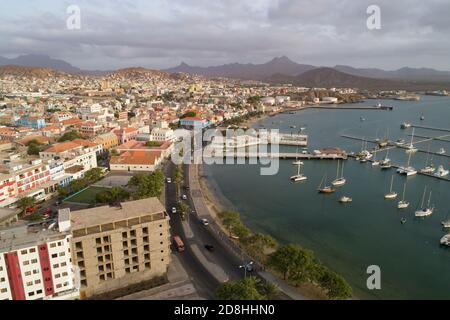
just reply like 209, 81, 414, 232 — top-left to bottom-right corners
200, 218, 209, 226
204, 244, 215, 252
182, 194, 187, 200
166, 178, 172, 183
171, 207, 177, 214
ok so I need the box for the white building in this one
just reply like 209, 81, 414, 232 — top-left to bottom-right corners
0, 218, 79, 300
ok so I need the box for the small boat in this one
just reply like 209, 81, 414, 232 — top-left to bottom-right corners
415, 187, 434, 217
360, 116, 366, 121
384, 175, 398, 199
440, 234, 450, 246
318, 174, 335, 194
396, 139, 406, 146
401, 123, 411, 129
290, 162, 307, 182
339, 196, 353, 203
380, 149, 392, 169
434, 165, 449, 177
397, 182, 409, 209
292, 160, 304, 166
290, 125, 297, 129
420, 115, 425, 121
332, 160, 346, 186
400, 218, 407, 224
442, 220, 450, 228
437, 148, 446, 155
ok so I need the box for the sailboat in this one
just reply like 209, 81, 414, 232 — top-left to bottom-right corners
434, 165, 449, 177
372, 150, 380, 166
318, 174, 335, 193
339, 196, 353, 203
420, 144, 435, 174
397, 182, 409, 209
380, 148, 392, 169
397, 152, 417, 176
292, 146, 303, 166
290, 162, 307, 182
405, 128, 418, 154
415, 187, 434, 217
441, 210, 450, 228
384, 175, 398, 199
332, 160, 346, 186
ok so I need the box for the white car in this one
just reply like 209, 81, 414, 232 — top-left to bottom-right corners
182, 194, 187, 200
201, 218, 209, 226
171, 207, 177, 214
166, 178, 172, 183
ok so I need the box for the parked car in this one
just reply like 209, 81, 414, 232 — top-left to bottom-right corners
200, 218, 209, 226
166, 178, 172, 183
182, 194, 187, 200
171, 207, 177, 214
204, 244, 215, 252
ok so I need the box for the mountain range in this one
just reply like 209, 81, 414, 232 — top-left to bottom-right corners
1, 54, 450, 90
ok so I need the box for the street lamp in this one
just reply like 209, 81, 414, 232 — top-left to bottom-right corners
239, 261, 254, 278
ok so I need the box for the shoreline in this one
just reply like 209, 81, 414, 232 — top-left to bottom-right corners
197, 163, 329, 300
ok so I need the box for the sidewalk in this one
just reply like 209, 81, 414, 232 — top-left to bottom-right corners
258, 271, 308, 300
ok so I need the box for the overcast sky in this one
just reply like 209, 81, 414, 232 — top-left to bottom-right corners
1, 0, 449, 71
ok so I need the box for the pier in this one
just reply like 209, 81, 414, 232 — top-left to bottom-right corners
347, 154, 450, 182
411, 124, 450, 133
206, 152, 347, 160
341, 134, 450, 159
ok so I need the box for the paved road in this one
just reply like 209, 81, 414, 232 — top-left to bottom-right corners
163, 162, 250, 299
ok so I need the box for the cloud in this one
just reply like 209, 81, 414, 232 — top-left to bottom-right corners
0, 0, 449, 70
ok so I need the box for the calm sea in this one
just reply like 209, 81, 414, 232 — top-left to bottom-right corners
206, 95, 450, 299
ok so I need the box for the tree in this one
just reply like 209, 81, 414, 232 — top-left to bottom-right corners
58, 130, 83, 142
267, 244, 300, 280
145, 141, 163, 147
218, 211, 241, 235
96, 187, 130, 205
26, 139, 44, 155
216, 277, 265, 300
258, 281, 280, 300
17, 197, 36, 216
314, 265, 352, 300
174, 165, 183, 196
128, 171, 165, 199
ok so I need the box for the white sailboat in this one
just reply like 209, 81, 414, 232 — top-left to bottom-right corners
405, 128, 418, 154
384, 175, 398, 199
420, 144, 435, 174
290, 162, 307, 182
332, 160, 346, 186
397, 152, 417, 176
441, 211, 450, 228
372, 148, 380, 166
292, 147, 303, 166
397, 182, 409, 209
415, 187, 434, 217
380, 148, 392, 169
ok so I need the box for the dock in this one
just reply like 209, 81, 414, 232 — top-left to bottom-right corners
206, 152, 347, 160
411, 124, 450, 133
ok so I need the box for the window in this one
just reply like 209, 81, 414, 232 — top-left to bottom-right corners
21, 249, 28, 255
28, 292, 35, 297
23, 260, 30, 266
29, 248, 36, 253
51, 254, 57, 258
59, 252, 65, 257
53, 264, 59, 269
31, 259, 38, 264
0, 277, 4, 282
61, 262, 67, 267
36, 289, 42, 294
25, 271, 31, 276
50, 243, 57, 248
0, 288, 7, 293
34, 280, 41, 285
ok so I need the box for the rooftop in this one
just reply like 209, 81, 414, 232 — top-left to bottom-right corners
71, 198, 166, 230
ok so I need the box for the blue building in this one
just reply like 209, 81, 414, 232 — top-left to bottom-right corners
16, 116, 46, 129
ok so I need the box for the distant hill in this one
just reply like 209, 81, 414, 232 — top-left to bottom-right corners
164, 56, 316, 80
334, 65, 450, 82
106, 67, 188, 81
267, 67, 450, 91
0, 54, 82, 73
0, 65, 71, 78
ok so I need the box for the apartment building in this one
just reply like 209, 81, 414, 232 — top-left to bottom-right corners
80, 121, 103, 137
0, 158, 57, 208
111, 127, 138, 144
39, 139, 98, 179
69, 198, 171, 298
0, 218, 79, 300
15, 117, 46, 129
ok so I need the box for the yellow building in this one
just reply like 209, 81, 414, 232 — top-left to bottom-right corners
68, 198, 171, 298
92, 132, 119, 151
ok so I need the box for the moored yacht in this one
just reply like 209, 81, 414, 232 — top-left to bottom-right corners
434, 165, 449, 177
290, 162, 307, 182
339, 196, 353, 203
318, 174, 335, 194
415, 187, 434, 217
437, 148, 446, 155
397, 182, 409, 209
384, 175, 398, 199
332, 160, 346, 186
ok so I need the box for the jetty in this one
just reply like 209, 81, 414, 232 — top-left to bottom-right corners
206, 152, 347, 160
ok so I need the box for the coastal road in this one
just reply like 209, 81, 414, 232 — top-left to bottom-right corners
163, 161, 250, 299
